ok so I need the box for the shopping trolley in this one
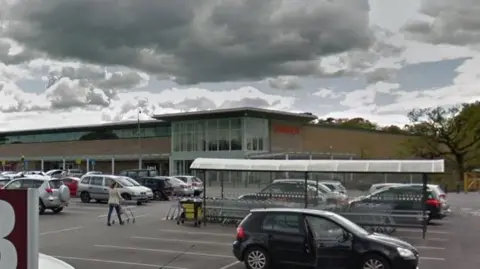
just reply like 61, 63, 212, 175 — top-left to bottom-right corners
112, 203, 136, 224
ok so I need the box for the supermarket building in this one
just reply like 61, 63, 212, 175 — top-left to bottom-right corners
0, 107, 410, 176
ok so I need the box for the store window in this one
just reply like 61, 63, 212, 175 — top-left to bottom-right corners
207, 120, 218, 151
244, 118, 268, 151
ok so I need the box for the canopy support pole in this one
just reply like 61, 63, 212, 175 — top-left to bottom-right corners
304, 172, 308, 208
202, 170, 207, 227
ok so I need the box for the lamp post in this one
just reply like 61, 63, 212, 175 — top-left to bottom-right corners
137, 109, 142, 169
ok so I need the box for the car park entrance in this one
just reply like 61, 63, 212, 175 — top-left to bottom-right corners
188, 158, 445, 239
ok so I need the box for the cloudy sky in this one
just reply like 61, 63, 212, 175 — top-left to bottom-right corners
1, 0, 479, 131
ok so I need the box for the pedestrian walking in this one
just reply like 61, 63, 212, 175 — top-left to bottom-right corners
107, 181, 124, 226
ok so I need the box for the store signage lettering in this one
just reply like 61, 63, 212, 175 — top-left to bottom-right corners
273, 125, 300, 134
0, 189, 38, 269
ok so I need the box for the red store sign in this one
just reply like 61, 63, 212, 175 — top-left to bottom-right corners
0, 189, 39, 269
273, 124, 300, 135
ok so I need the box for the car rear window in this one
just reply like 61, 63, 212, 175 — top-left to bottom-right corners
49, 180, 64, 189
176, 176, 188, 182
62, 178, 73, 183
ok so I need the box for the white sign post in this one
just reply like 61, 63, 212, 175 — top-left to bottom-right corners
0, 189, 39, 269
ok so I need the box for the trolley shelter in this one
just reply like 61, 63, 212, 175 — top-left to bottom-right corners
190, 158, 444, 238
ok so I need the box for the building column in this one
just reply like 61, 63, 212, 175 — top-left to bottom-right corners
111, 158, 115, 174
285, 154, 289, 179
40, 159, 44, 171
62, 159, 66, 170
86, 159, 90, 172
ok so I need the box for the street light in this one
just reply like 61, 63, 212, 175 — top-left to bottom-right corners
137, 108, 142, 169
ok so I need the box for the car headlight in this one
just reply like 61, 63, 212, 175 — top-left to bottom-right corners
397, 247, 415, 259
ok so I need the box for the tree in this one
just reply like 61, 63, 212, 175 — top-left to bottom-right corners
316, 117, 378, 130
406, 102, 480, 181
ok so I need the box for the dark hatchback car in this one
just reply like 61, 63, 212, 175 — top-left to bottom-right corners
136, 176, 173, 200
233, 208, 419, 269
119, 169, 158, 179
349, 184, 450, 221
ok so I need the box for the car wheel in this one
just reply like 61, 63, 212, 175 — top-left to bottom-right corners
80, 192, 91, 203
244, 246, 270, 269
39, 200, 46, 215
52, 207, 63, 214
362, 254, 390, 269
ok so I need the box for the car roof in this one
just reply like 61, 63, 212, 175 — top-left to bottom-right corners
250, 208, 337, 217
318, 180, 342, 184
14, 176, 50, 181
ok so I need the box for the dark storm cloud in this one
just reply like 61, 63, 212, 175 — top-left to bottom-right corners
5, 0, 373, 84
403, 0, 480, 46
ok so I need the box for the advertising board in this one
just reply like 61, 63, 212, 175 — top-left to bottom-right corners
0, 189, 39, 269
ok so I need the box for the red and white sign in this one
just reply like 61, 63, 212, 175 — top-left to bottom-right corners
0, 189, 39, 269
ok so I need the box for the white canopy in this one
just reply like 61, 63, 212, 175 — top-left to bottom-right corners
190, 158, 444, 173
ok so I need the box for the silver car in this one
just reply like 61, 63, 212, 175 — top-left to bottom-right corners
3, 176, 70, 214
123, 177, 154, 200
173, 175, 204, 196
77, 174, 149, 205
168, 177, 194, 196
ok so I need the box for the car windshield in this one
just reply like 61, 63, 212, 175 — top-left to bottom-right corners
116, 177, 134, 187
330, 214, 369, 237
49, 180, 64, 189
168, 177, 184, 186
125, 177, 141, 186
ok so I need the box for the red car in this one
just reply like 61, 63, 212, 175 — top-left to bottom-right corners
61, 177, 80, 197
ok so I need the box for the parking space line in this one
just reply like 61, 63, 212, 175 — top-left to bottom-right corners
132, 236, 231, 246
414, 246, 446, 250
158, 229, 232, 237
397, 229, 449, 234
94, 245, 234, 258
219, 261, 240, 269
51, 255, 187, 269
420, 257, 446, 261
40, 226, 84, 236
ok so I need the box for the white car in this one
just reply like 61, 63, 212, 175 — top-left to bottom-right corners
40, 253, 75, 269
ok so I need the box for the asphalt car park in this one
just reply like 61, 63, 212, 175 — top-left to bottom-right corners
38, 195, 480, 269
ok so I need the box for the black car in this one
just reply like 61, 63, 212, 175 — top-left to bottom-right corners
136, 176, 173, 200
233, 208, 419, 269
349, 184, 449, 221
119, 169, 158, 179
238, 182, 327, 205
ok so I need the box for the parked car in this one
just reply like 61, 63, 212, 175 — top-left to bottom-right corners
238, 181, 326, 205
61, 177, 81, 197
119, 169, 158, 179
318, 180, 347, 194
40, 253, 75, 269
64, 169, 83, 177
84, 171, 103, 176
136, 176, 173, 200
3, 176, 70, 214
45, 169, 65, 178
77, 174, 148, 205
233, 208, 419, 269
368, 183, 403, 194
273, 179, 348, 204
173, 175, 204, 196
168, 176, 194, 196
350, 184, 450, 221
123, 177, 154, 200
